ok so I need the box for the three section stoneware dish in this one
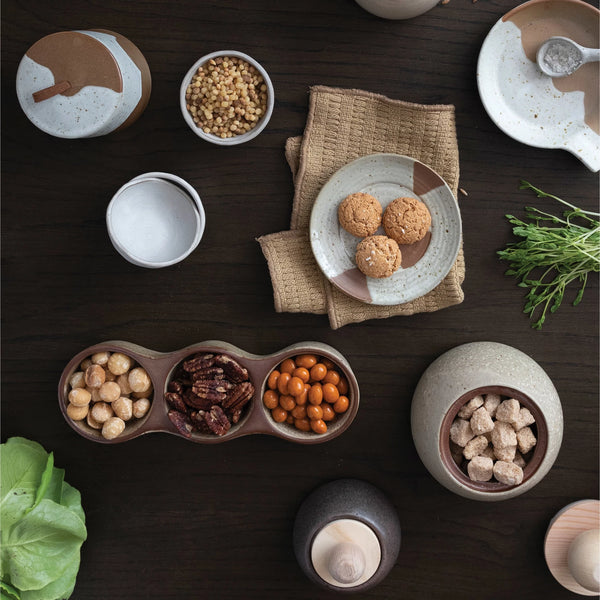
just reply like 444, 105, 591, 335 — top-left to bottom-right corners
411, 341, 563, 501
59, 340, 359, 444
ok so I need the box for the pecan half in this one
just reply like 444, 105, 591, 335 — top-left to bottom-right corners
190, 410, 212, 433
230, 408, 243, 424
222, 381, 254, 411
183, 388, 214, 410
165, 391, 187, 413
191, 379, 234, 404
204, 405, 231, 436
183, 354, 215, 373
167, 380, 184, 395
191, 366, 224, 382
168, 410, 193, 438
213, 354, 249, 383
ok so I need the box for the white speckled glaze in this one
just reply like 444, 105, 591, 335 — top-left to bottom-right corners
354, 0, 439, 20
411, 342, 563, 501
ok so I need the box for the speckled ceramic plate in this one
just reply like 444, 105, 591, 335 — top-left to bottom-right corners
477, 0, 600, 172
309, 154, 461, 306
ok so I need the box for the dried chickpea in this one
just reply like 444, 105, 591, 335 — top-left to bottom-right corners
128, 367, 151, 393
296, 354, 317, 369
263, 389, 279, 410
311, 419, 328, 434
321, 358, 336, 370
107, 352, 133, 375
337, 377, 349, 396
85, 364, 106, 388
69, 371, 86, 389
102, 417, 126, 440
323, 370, 340, 386
116, 374, 132, 396
68, 388, 91, 407
91, 402, 114, 423
272, 407, 288, 423
287, 376, 305, 397
277, 372, 291, 395
280, 358, 296, 374
322, 383, 340, 404
91, 351, 110, 366
307, 405, 324, 421
112, 397, 133, 421
86, 411, 102, 430
322, 404, 336, 421
291, 405, 307, 419
294, 418, 311, 432
333, 395, 350, 414
279, 394, 296, 412
310, 363, 327, 382
293, 367, 310, 383
308, 383, 323, 405
267, 370, 280, 390
132, 398, 151, 419
98, 381, 121, 403
67, 403, 88, 421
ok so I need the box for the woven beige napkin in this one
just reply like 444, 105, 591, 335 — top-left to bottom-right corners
258, 85, 465, 329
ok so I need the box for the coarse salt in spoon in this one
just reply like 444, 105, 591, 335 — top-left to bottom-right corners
537, 36, 600, 78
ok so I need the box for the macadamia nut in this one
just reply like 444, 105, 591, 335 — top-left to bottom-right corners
107, 352, 132, 375
112, 397, 133, 421
68, 388, 91, 407
98, 381, 121, 403
102, 417, 125, 440
116, 374, 132, 396
69, 371, 86, 389
132, 398, 151, 419
85, 364, 106, 388
128, 367, 151, 393
67, 403, 88, 421
91, 351, 110, 365
91, 402, 114, 423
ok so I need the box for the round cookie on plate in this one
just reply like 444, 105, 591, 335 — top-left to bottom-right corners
383, 197, 431, 244
355, 235, 402, 279
338, 193, 382, 237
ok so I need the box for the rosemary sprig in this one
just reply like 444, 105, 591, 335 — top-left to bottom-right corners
497, 181, 600, 329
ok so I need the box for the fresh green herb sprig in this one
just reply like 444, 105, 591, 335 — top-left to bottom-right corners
497, 181, 599, 329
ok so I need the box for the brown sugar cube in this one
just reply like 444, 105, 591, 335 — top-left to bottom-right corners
467, 456, 494, 482
457, 395, 484, 419
495, 398, 520, 424
479, 444, 495, 460
493, 461, 524, 485
463, 435, 489, 460
513, 450, 527, 469
512, 407, 536, 432
491, 421, 517, 449
450, 418, 475, 447
494, 444, 517, 462
470, 406, 495, 436
450, 440, 464, 466
516, 426, 537, 454
483, 393, 501, 418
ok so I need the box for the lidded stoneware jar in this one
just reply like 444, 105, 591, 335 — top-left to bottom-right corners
411, 342, 563, 501
16, 29, 151, 138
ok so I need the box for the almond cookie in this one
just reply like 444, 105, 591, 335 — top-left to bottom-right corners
355, 235, 402, 278
338, 193, 382, 237
383, 197, 431, 244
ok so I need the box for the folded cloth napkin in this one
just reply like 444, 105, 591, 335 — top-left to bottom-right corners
258, 85, 465, 329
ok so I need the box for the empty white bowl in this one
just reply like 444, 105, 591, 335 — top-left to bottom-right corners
107, 175, 205, 268
179, 50, 274, 145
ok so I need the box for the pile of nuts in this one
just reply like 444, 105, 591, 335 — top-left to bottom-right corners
449, 393, 538, 486
185, 56, 268, 139
66, 351, 152, 440
166, 352, 254, 437
263, 354, 350, 434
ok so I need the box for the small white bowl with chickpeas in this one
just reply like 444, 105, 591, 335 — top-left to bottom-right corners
180, 50, 274, 145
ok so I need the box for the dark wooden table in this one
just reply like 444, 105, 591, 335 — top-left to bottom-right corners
2, 1, 598, 598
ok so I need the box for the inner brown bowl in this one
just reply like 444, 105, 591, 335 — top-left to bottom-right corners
439, 386, 548, 493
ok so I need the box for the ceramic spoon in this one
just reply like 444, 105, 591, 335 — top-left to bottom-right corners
537, 36, 600, 78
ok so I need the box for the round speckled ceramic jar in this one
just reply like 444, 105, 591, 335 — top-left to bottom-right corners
411, 342, 563, 501
16, 29, 151, 138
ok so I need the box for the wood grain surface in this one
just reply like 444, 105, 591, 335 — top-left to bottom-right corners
2, 1, 598, 599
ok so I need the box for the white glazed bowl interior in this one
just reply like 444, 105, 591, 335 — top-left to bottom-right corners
179, 50, 274, 145
107, 178, 202, 268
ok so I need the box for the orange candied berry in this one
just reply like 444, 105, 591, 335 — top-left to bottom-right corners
263, 389, 279, 409
291, 405, 307, 419
272, 407, 288, 422
321, 404, 335, 421
307, 405, 323, 420
322, 370, 340, 386
321, 357, 336, 370
308, 383, 323, 405
277, 372, 291, 395
279, 394, 296, 412
267, 369, 280, 390
333, 395, 349, 413
296, 384, 309, 406
310, 419, 328, 434
280, 358, 296, 374
293, 367, 310, 383
322, 383, 340, 403
337, 377, 349, 395
287, 376, 305, 397
310, 363, 327, 382
296, 354, 317, 369
286, 415, 294, 424
294, 418, 311, 432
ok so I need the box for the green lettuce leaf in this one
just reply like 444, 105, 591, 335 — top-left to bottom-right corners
19, 558, 79, 600
0, 580, 21, 600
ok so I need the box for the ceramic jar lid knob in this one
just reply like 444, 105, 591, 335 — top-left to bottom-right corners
328, 542, 366, 584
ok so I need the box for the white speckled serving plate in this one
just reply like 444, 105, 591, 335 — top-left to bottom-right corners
477, 0, 600, 172
309, 154, 461, 306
